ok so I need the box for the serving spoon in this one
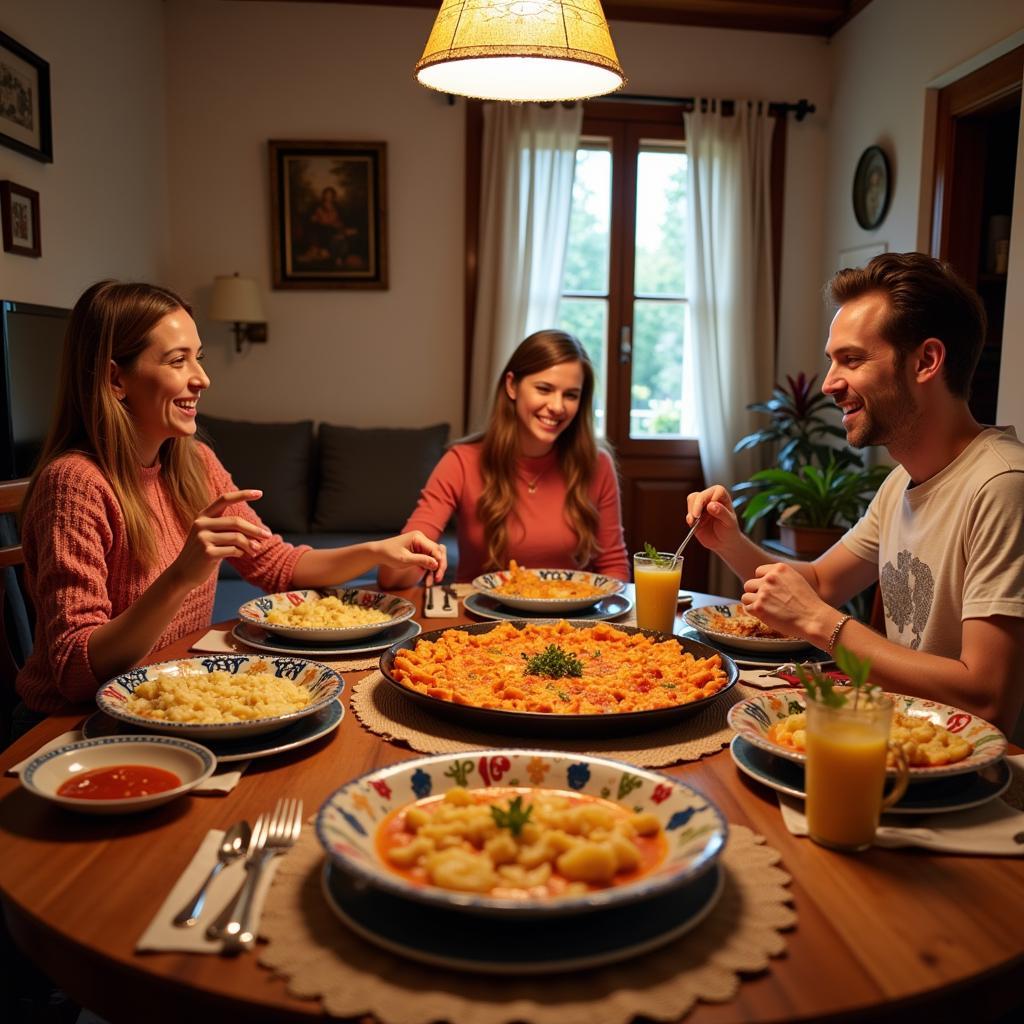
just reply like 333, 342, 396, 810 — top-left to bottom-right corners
174, 819, 251, 927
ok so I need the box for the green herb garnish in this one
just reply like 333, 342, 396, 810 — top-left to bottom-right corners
490, 795, 533, 837
795, 644, 881, 709
522, 644, 584, 679
642, 542, 672, 567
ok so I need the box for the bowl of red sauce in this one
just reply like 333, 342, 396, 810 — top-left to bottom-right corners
21, 735, 216, 814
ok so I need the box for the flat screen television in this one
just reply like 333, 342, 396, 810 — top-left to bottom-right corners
0, 300, 70, 480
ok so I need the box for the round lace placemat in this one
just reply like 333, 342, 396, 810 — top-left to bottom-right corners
350, 672, 761, 768
259, 823, 794, 1024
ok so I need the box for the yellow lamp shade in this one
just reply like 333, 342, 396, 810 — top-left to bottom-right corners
416, 0, 626, 102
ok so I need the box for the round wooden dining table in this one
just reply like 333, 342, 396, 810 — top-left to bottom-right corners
1, 587, 1022, 1024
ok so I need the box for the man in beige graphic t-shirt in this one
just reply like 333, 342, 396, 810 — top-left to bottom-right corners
687, 253, 1024, 735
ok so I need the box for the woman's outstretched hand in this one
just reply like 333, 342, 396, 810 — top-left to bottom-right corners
168, 489, 271, 590
372, 531, 448, 581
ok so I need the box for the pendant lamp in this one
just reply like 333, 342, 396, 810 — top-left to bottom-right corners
415, 0, 626, 102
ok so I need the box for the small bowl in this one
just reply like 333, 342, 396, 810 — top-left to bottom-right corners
472, 569, 625, 613
239, 587, 415, 642
21, 735, 216, 814
97, 654, 345, 740
316, 749, 727, 918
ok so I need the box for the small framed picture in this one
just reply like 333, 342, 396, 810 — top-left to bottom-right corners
852, 145, 890, 230
1, 180, 41, 257
0, 31, 53, 163
268, 139, 388, 290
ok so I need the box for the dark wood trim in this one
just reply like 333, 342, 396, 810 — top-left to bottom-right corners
463, 101, 484, 433
0, 479, 28, 516
930, 44, 1024, 258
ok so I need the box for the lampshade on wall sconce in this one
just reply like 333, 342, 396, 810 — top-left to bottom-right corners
209, 273, 268, 353
415, 0, 625, 102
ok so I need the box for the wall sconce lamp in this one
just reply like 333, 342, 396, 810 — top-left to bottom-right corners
209, 273, 268, 353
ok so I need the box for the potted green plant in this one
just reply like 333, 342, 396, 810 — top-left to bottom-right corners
734, 372, 862, 472
732, 457, 892, 556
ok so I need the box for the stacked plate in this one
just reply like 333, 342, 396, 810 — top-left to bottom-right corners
468, 568, 632, 623
315, 751, 729, 972
234, 586, 421, 656
85, 653, 346, 762
727, 690, 1011, 814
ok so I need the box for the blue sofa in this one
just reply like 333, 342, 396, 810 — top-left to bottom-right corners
197, 415, 458, 621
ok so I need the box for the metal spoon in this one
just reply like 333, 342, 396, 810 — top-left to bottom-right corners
670, 511, 704, 567
173, 820, 251, 927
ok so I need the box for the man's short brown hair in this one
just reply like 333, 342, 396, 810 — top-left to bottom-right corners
827, 252, 986, 399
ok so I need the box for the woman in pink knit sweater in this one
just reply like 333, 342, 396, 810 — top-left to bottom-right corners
379, 330, 629, 588
14, 281, 445, 724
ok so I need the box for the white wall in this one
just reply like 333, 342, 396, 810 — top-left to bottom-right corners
0, 0, 167, 305
162, 1, 465, 429
825, 0, 1024, 426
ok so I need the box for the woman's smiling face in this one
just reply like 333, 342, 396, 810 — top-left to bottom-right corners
505, 359, 584, 457
111, 309, 210, 464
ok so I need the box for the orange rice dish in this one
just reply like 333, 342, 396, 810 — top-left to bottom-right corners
389, 620, 729, 715
706, 604, 795, 640
491, 561, 605, 600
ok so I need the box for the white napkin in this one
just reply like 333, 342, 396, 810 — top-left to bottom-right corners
190, 628, 240, 653
6, 728, 250, 793
738, 668, 793, 690
423, 586, 460, 618
777, 755, 1024, 856
137, 828, 280, 952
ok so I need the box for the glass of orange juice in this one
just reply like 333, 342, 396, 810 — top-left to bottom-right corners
633, 552, 683, 634
804, 695, 909, 852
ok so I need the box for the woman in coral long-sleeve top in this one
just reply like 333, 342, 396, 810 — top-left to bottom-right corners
379, 330, 629, 588
14, 281, 445, 727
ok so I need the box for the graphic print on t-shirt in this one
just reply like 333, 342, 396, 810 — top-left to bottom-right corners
880, 549, 934, 650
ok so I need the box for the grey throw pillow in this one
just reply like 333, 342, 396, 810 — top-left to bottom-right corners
313, 423, 449, 532
197, 413, 313, 533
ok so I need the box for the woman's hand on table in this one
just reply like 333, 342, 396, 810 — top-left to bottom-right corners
372, 531, 447, 583
741, 563, 836, 645
167, 490, 270, 589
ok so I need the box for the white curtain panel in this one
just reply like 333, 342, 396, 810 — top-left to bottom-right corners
684, 99, 776, 595
468, 102, 583, 431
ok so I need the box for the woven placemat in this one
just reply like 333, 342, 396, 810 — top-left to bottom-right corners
351, 672, 761, 768
259, 824, 794, 1024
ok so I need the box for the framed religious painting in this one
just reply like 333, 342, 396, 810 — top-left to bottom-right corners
268, 140, 388, 290
0, 31, 53, 162
1, 180, 41, 257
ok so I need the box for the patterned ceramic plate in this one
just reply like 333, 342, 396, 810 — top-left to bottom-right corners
728, 689, 1008, 779
683, 604, 811, 653
729, 735, 1011, 815
82, 699, 344, 763
379, 620, 738, 738
316, 749, 727, 918
464, 591, 634, 623
96, 654, 345, 740
472, 568, 625, 613
239, 587, 415, 642
232, 618, 421, 657
321, 859, 723, 974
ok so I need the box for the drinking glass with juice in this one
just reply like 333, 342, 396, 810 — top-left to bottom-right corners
804, 695, 909, 852
633, 552, 683, 634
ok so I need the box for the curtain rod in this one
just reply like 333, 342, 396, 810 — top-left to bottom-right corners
602, 94, 816, 121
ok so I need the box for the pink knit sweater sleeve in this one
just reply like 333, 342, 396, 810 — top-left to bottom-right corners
22, 459, 118, 703
197, 444, 310, 591
591, 450, 630, 581
401, 448, 464, 540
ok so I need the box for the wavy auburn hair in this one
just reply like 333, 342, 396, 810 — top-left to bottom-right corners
477, 329, 605, 571
24, 280, 210, 567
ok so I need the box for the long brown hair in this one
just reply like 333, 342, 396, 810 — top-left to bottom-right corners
24, 280, 210, 567
477, 329, 605, 570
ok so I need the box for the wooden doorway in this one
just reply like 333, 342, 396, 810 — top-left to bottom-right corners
930, 45, 1023, 424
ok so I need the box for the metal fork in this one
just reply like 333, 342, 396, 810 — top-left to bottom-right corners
219, 798, 303, 952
